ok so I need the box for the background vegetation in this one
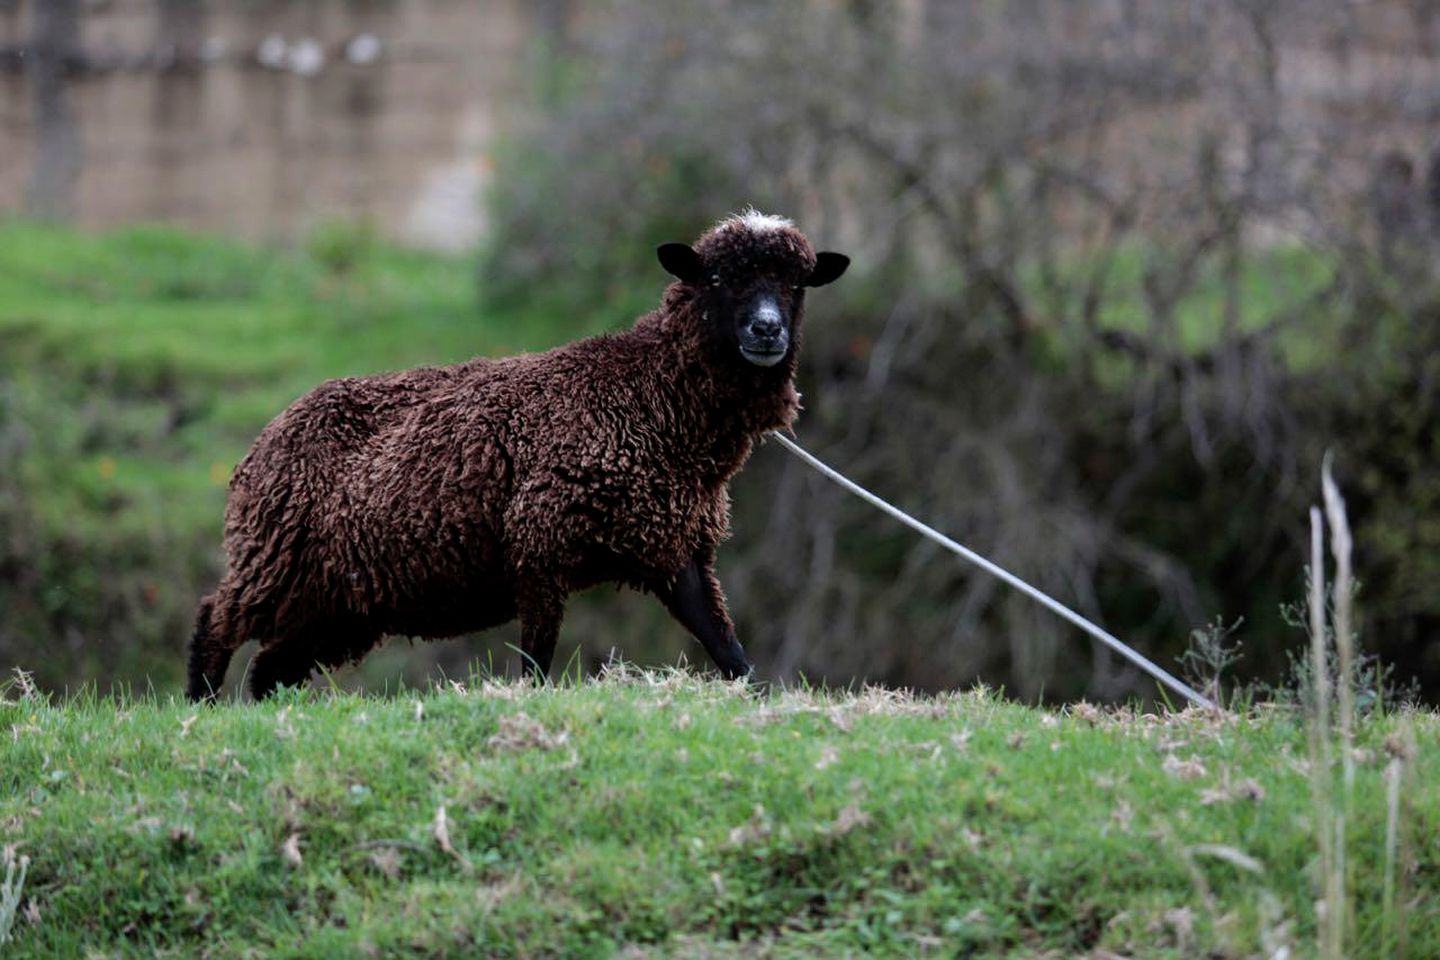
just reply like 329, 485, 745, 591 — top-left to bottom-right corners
1, 0, 1438, 704
481, 0, 1440, 701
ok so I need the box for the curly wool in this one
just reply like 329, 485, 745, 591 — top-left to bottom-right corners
187, 214, 822, 699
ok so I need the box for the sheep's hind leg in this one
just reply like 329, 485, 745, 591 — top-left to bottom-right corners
654, 552, 754, 681
187, 590, 248, 703
517, 587, 565, 683
247, 615, 386, 699
310, 619, 383, 677
249, 642, 317, 700
187, 595, 226, 702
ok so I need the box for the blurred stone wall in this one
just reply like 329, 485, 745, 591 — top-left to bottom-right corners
4, 0, 1440, 250
0, 0, 554, 250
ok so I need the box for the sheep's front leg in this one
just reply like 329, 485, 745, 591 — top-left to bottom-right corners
517, 586, 564, 682
655, 551, 754, 681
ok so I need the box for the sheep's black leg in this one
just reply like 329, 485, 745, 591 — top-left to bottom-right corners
187, 594, 231, 703
249, 643, 316, 700
518, 590, 564, 682
187, 589, 252, 703
654, 553, 754, 681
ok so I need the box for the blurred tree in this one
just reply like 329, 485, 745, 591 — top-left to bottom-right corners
481, 0, 1440, 701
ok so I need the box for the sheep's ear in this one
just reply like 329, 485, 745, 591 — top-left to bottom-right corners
657, 243, 704, 284
806, 252, 850, 287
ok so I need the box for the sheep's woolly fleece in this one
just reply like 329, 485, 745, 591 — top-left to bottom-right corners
188, 211, 824, 697
719, 208, 794, 233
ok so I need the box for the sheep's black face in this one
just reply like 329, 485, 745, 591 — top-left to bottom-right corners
658, 236, 849, 370
736, 289, 790, 367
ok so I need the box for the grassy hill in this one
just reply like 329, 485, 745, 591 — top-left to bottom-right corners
1, 671, 1435, 958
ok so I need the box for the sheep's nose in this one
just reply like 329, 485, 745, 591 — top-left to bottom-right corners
750, 300, 782, 338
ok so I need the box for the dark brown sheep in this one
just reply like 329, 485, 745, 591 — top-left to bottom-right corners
187, 211, 849, 700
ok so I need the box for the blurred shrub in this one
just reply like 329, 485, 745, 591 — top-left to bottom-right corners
0, 366, 208, 692
308, 218, 378, 282
481, 140, 738, 313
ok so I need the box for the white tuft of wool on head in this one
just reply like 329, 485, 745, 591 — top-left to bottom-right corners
718, 208, 794, 233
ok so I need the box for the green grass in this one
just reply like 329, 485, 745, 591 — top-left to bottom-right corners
1, 671, 1435, 957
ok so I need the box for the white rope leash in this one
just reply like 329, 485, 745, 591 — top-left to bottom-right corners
768, 432, 1215, 710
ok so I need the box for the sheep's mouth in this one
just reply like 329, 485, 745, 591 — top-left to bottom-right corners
739, 345, 787, 367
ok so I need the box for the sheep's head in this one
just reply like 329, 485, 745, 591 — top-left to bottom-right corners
658, 211, 849, 369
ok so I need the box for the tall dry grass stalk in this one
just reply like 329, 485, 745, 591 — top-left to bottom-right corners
1322, 457, 1357, 955
1307, 506, 1340, 959
1321, 457, 1356, 794
1381, 720, 1416, 957
0, 846, 29, 946
1308, 458, 1411, 958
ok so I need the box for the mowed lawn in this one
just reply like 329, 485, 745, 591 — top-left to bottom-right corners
1, 672, 1435, 958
